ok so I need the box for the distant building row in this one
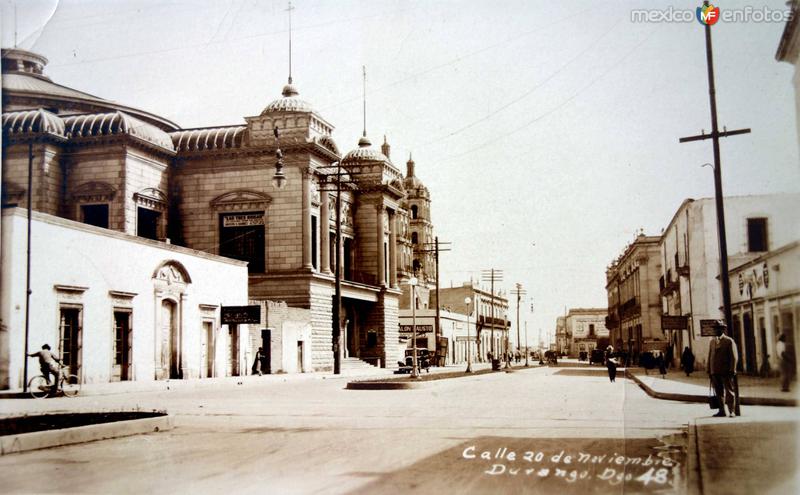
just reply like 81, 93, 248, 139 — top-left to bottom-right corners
605, 194, 800, 374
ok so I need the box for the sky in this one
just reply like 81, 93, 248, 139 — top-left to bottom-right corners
3, 0, 799, 348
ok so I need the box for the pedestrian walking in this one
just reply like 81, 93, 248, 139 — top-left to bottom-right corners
604, 346, 617, 382
252, 347, 265, 376
777, 333, 795, 392
657, 350, 667, 378
708, 323, 739, 417
514, 350, 521, 363
680, 346, 695, 377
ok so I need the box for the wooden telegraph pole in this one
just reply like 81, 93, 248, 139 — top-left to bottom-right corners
680, 1, 750, 415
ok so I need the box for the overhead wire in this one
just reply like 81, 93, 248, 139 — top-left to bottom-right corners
435, 24, 661, 164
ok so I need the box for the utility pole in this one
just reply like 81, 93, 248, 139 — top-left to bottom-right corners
680, 1, 749, 415
417, 238, 450, 366
510, 283, 526, 368
679, 1, 750, 342
481, 269, 503, 360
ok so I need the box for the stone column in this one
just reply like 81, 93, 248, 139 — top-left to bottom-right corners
320, 188, 331, 275
389, 210, 397, 288
376, 204, 386, 287
302, 168, 313, 269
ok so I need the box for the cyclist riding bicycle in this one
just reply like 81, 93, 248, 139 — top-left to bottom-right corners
28, 344, 62, 387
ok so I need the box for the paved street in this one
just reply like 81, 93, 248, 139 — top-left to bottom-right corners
0, 367, 797, 494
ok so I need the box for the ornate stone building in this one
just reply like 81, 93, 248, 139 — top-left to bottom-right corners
1, 47, 437, 376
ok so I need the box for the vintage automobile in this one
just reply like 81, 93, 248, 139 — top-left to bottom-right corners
395, 348, 432, 374
578, 351, 588, 361
590, 348, 606, 365
544, 350, 558, 365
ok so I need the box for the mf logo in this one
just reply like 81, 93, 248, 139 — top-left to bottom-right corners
696, 3, 721, 25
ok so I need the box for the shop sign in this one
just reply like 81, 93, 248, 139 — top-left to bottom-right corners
221, 305, 261, 324
700, 319, 724, 337
223, 214, 264, 227
400, 325, 433, 334
661, 315, 688, 330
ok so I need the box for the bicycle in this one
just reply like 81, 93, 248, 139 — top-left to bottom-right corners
28, 366, 81, 399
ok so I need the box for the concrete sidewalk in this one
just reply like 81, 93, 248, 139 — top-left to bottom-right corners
688, 412, 799, 495
627, 368, 798, 407
0, 361, 498, 400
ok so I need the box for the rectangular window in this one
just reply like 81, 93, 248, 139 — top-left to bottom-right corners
81, 204, 109, 228
59, 306, 82, 377
343, 237, 353, 280
219, 212, 265, 273
329, 233, 336, 273
311, 215, 318, 270
113, 310, 132, 381
137, 207, 161, 240
747, 218, 768, 252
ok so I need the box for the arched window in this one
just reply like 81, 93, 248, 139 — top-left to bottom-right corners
411, 205, 418, 219
411, 232, 418, 244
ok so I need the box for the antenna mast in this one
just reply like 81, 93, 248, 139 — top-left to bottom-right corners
286, 1, 295, 84
362, 65, 367, 137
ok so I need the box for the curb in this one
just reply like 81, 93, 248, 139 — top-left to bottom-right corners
345, 367, 517, 390
0, 414, 173, 456
686, 421, 702, 495
625, 370, 797, 407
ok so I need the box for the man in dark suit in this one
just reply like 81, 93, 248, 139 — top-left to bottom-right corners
707, 323, 739, 417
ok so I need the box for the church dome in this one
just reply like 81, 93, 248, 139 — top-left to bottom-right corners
261, 83, 313, 114
342, 135, 388, 164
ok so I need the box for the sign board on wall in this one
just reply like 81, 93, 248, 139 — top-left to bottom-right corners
661, 315, 688, 330
456, 336, 477, 342
223, 214, 264, 227
700, 319, 724, 337
221, 305, 261, 324
400, 325, 434, 334
642, 340, 668, 352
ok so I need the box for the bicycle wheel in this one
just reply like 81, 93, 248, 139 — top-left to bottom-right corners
28, 375, 51, 399
61, 374, 81, 397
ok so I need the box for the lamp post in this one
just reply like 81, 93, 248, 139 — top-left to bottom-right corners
410, 276, 420, 378
272, 126, 287, 189
465, 296, 472, 373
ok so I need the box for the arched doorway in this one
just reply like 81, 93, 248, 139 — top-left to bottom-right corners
153, 260, 192, 380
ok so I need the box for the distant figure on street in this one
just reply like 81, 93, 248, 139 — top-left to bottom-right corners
708, 324, 739, 417
605, 345, 617, 382
252, 347, 265, 376
514, 350, 521, 363
656, 351, 667, 380
28, 344, 61, 385
680, 346, 695, 377
666, 344, 674, 369
777, 333, 795, 392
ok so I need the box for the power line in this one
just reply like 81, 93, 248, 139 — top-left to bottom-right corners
435, 25, 660, 164
415, 16, 624, 150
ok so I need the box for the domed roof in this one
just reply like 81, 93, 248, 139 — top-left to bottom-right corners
261, 83, 313, 114
342, 135, 388, 164
1, 48, 179, 131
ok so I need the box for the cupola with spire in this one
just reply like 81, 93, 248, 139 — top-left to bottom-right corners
243, 3, 336, 151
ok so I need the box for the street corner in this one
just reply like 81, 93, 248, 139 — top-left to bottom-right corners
347, 436, 687, 495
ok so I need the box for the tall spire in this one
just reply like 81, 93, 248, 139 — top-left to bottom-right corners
362, 65, 367, 138
286, 1, 295, 85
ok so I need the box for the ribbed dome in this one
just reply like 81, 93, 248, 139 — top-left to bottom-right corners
261, 83, 313, 114
342, 135, 388, 164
